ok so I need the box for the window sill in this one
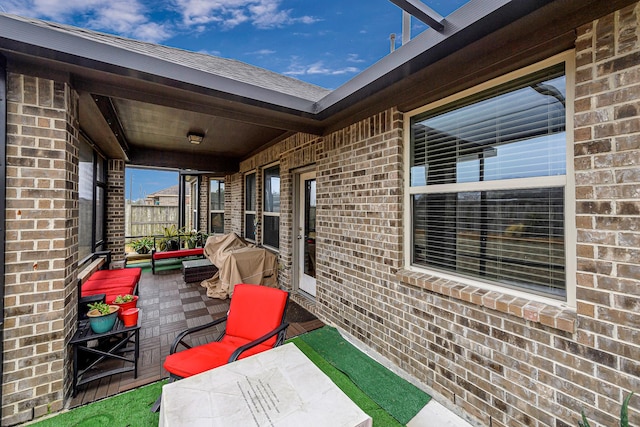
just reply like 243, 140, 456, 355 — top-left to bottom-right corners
396, 268, 576, 333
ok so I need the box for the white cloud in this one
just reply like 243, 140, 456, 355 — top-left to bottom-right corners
174, 0, 317, 30
247, 49, 276, 55
2, 0, 173, 43
284, 60, 359, 77
346, 53, 365, 63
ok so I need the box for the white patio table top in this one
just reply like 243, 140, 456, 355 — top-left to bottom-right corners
159, 342, 372, 427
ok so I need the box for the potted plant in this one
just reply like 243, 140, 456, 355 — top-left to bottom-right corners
159, 225, 180, 251
181, 228, 201, 249
113, 294, 139, 320
86, 302, 120, 334
130, 236, 153, 254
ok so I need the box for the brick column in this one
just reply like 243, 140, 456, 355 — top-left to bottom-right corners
106, 159, 126, 266
199, 176, 209, 232
3, 73, 79, 425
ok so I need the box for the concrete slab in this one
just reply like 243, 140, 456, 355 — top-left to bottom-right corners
407, 400, 474, 427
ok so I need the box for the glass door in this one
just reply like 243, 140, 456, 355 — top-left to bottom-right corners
297, 171, 316, 297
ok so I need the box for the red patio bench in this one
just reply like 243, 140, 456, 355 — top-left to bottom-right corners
77, 251, 141, 318
151, 247, 204, 274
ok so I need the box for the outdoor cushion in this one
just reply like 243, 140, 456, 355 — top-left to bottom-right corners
82, 276, 138, 293
224, 284, 289, 347
152, 248, 203, 260
89, 268, 141, 281
163, 338, 272, 378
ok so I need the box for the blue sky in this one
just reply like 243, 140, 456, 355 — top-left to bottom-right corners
1, 0, 469, 89
1, 0, 469, 200
126, 168, 178, 202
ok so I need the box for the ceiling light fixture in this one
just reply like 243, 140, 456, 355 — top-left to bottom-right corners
187, 132, 204, 145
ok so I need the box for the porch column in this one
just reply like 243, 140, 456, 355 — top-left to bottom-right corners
3, 72, 79, 425
106, 159, 126, 265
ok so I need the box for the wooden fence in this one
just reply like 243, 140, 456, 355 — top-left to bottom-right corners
125, 204, 178, 237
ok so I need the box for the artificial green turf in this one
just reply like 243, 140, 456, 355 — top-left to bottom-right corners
298, 326, 431, 425
30, 327, 428, 427
29, 380, 166, 427
290, 338, 403, 427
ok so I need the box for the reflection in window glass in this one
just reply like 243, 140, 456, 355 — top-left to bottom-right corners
209, 179, 225, 234
263, 165, 280, 249
409, 62, 568, 298
78, 141, 94, 261
245, 173, 256, 241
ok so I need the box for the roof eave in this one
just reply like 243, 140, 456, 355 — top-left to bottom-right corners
0, 14, 320, 114
314, 0, 554, 116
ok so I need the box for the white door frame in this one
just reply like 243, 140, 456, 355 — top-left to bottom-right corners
294, 169, 316, 297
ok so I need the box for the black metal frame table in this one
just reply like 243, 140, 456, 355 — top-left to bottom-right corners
70, 312, 141, 396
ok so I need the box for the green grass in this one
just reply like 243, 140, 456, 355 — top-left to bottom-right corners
29, 380, 166, 427
295, 326, 431, 425
30, 327, 430, 427
290, 338, 403, 427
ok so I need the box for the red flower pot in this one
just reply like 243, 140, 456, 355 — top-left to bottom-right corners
113, 295, 138, 320
121, 308, 139, 327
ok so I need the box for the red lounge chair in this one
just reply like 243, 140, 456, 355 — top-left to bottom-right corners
152, 284, 289, 411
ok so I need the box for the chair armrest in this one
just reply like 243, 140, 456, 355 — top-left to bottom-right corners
170, 316, 228, 354
228, 322, 290, 363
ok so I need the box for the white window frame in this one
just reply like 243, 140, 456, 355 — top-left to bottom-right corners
403, 51, 576, 308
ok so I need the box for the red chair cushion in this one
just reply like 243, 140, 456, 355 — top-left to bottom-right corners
163, 337, 272, 378
90, 268, 141, 282
82, 276, 138, 293
225, 284, 288, 348
152, 248, 203, 260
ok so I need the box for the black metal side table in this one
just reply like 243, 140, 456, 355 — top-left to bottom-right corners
70, 311, 141, 396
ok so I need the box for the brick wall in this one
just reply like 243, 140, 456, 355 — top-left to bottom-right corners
311, 6, 640, 427
222, 5, 640, 426
106, 159, 125, 265
572, 2, 640, 424
199, 176, 209, 232
3, 73, 79, 425
227, 133, 320, 291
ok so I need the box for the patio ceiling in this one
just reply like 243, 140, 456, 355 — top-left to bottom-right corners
0, 0, 633, 174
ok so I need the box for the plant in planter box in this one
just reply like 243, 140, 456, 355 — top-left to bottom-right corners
87, 302, 120, 334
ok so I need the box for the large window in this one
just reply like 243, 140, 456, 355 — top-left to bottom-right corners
79, 139, 106, 262
262, 165, 280, 249
244, 173, 256, 241
209, 179, 224, 234
407, 58, 571, 299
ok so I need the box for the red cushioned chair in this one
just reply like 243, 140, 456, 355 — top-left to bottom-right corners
152, 284, 289, 411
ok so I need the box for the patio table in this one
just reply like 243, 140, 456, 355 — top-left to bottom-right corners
70, 311, 141, 396
159, 342, 372, 427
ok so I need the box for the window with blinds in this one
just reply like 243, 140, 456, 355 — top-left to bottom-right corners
409, 62, 567, 299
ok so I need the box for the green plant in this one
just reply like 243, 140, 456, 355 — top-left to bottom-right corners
159, 225, 180, 251
130, 236, 153, 254
87, 301, 111, 315
113, 294, 135, 304
181, 228, 207, 249
578, 392, 635, 427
